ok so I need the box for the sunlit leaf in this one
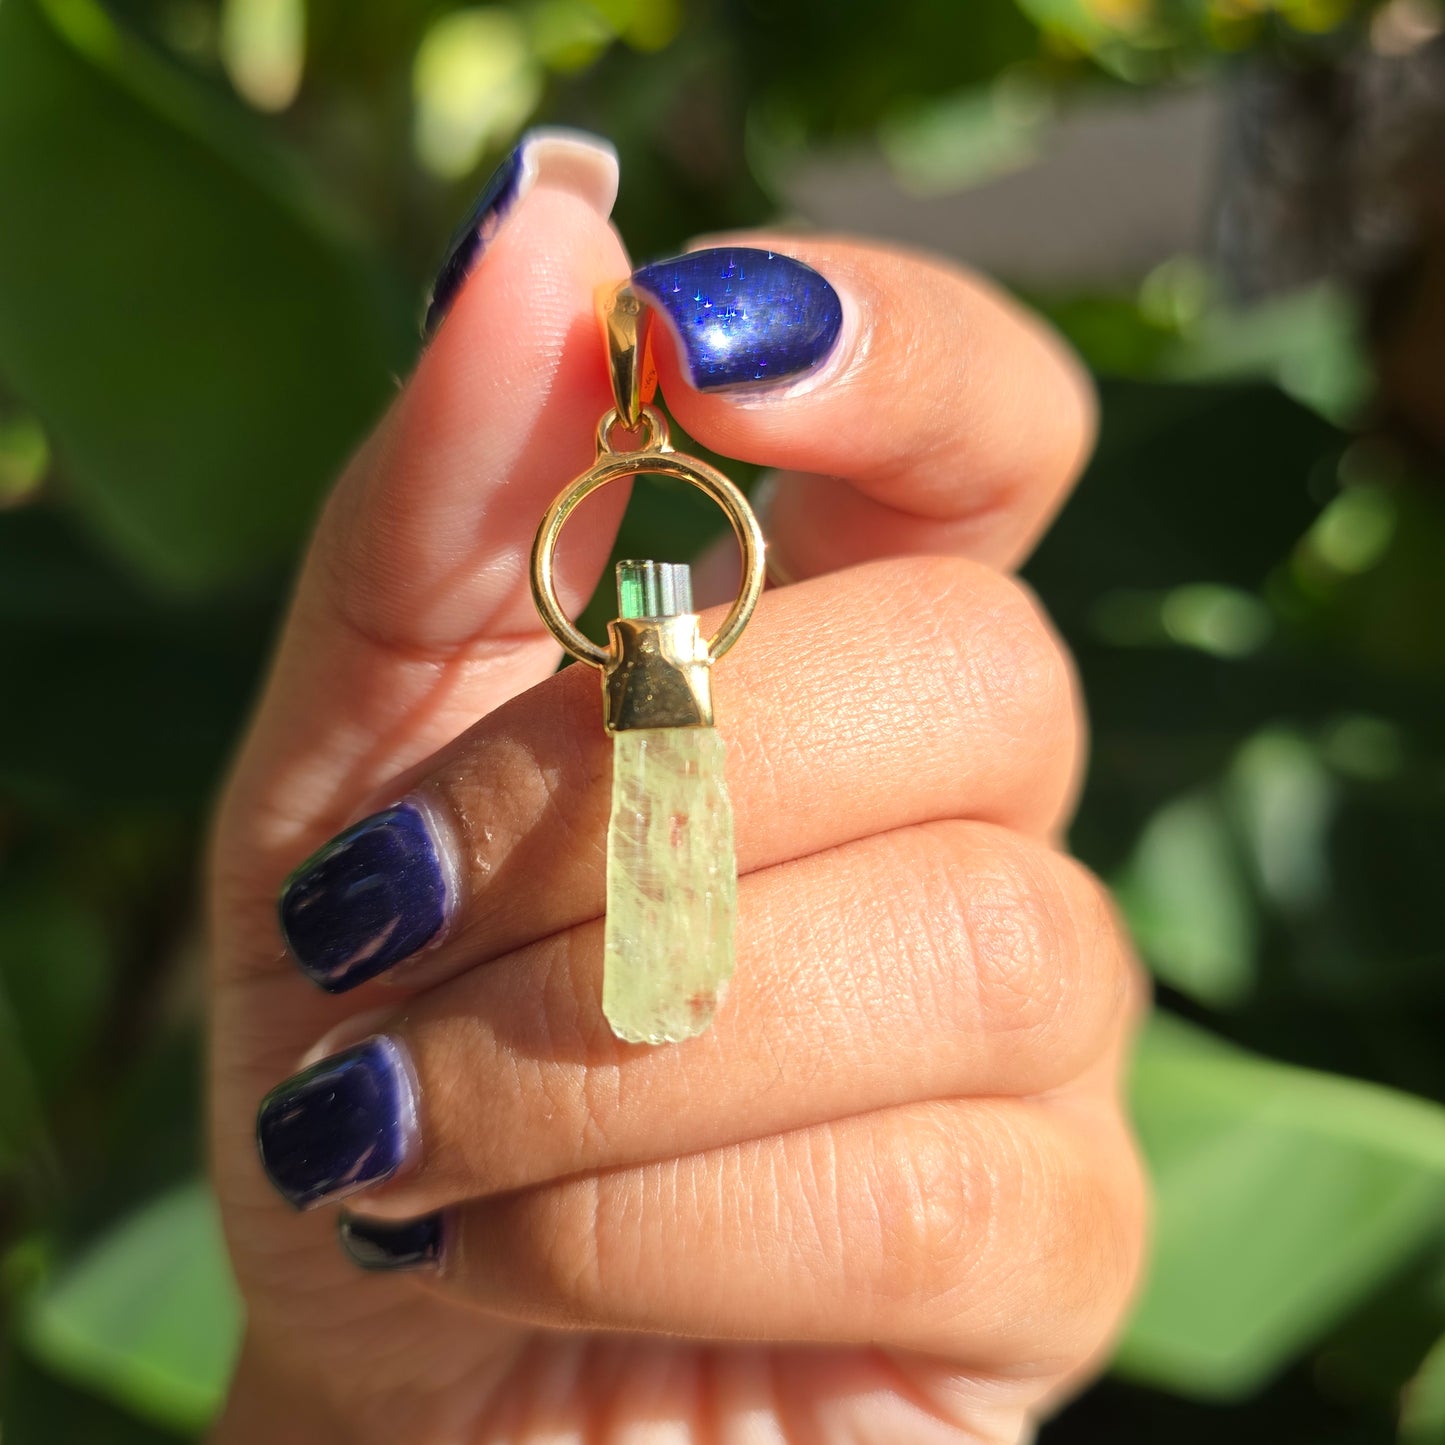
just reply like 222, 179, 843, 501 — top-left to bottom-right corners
1013, 0, 1118, 45
1114, 793, 1257, 1006
1161, 284, 1372, 425
23, 1181, 241, 1433
1228, 729, 1336, 912
879, 77, 1050, 195
220, 0, 306, 112
412, 8, 540, 179
1119, 1014, 1445, 1399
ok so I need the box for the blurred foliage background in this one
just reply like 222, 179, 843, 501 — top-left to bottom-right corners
2, 0, 1444, 1438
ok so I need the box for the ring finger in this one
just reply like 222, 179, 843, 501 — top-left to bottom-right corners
253, 821, 1131, 1216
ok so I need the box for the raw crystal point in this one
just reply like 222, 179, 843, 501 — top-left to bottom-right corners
603, 727, 737, 1043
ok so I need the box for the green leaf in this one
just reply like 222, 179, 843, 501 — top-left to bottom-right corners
1114, 791, 1257, 1007
0, 0, 412, 592
1118, 1014, 1445, 1400
22, 1181, 242, 1432
1227, 728, 1336, 914
879, 79, 1048, 196
1161, 285, 1372, 426
1012, 0, 1114, 45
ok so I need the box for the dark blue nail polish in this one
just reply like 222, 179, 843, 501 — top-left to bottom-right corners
424, 146, 524, 336
279, 803, 449, 993
631, 247, 844, 392
338, 1212, 444, 1272
256, 1037, 419, 1210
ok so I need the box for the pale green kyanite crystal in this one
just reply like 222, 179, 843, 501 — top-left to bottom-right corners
603, 727, 737, 1043
602, 560, 736, 1044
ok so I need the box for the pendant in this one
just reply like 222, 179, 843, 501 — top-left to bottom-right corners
529, 283, 766, 1045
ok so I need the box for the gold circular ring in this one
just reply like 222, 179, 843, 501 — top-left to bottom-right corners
530, 407, 766, 669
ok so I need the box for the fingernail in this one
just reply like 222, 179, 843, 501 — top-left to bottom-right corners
338, 1212, 444, 1272
279, 801, 452, 993
631, 247, 844, 392
424, 127, 619, 336
256, 1037, 419, 1210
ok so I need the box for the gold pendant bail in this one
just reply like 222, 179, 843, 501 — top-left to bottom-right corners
599, 281, 657, 429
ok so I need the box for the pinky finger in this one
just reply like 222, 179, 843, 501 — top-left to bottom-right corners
423, 1098, 1144, 1378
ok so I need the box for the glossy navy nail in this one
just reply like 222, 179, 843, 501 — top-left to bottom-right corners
279, 802, 449, 993
631, 247, 844, 392
424, 148, 522, 337
338, 1212, 444, 1272
423, 128, 619, 337
256, 1037, 419, 1210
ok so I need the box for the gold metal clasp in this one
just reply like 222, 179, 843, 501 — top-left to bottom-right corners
604, 613, 714, 732
598, 282, 657, 429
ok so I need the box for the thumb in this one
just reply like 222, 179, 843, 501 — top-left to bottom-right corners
215, 131, 629, 941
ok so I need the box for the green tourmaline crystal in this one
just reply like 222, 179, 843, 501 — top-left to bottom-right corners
602, 726, 737, 1043
616, 559, 693, 621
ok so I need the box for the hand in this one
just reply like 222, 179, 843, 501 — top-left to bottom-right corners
208, 134, 1145, 1445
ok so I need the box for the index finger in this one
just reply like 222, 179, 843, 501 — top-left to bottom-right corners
633, 237, 1096, 578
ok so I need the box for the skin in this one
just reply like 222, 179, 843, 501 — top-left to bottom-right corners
208, 179, 1148, 1444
